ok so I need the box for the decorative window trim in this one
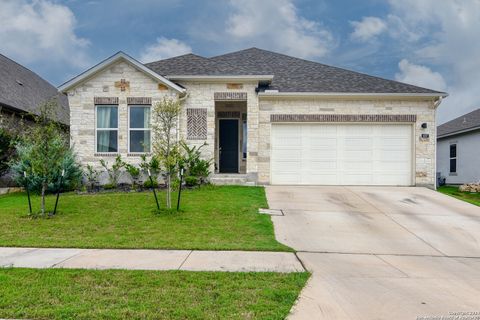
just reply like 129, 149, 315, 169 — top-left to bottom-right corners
214, 92, 247, 101
128, 105, 152, 153
94, 153, 119, 157
127, 152, 152, 157
127, 97, 152, 105
94, 97, 119, 105
187, 108, 208, 140
95, 105, 119, 154
270, 114, 417, 123
217, 111, 241, 118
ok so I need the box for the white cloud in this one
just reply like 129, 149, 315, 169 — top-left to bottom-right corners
350, 17, 387, 42
0, 0, 90, 68
140, 37, 192, 63
225, 0, 334, 59
395, 59, 447, 92
361, 0, 480, 123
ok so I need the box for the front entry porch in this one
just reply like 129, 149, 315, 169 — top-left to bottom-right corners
214, 101, 247, 174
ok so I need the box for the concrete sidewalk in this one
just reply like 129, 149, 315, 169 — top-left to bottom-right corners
0, 247, 305, 272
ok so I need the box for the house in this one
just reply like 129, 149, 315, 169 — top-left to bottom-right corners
437, 108, 480, 184
59, 48, 447, 187
0, 53, 69, 187
0, 53, 69, 126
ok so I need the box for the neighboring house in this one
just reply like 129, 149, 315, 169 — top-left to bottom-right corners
0, 53, 69, 187
437, 109, 480, 184
59, 48, 447, 188
0, 53, 69, 126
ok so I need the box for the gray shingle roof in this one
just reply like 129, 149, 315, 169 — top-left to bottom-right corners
437, 108, 480, 138
145, 47, 446, 94
0, 53, 69, 125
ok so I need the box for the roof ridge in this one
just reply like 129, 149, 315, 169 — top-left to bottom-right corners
208, 47, 445, 94
438, 108, 480, 127
144, 53, 206, 65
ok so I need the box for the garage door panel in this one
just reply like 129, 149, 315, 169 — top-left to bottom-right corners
271, 123, 412, 186
307, 174, 338, 185
308, 160, 337, 170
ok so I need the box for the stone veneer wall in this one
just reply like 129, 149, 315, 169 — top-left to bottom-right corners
68, 60, 176, 176
257, 98, 437, 187
176, 81, 259, 179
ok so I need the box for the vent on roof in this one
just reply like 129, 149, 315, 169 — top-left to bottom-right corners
16, 80, 23, 86
463, 117, 467, 124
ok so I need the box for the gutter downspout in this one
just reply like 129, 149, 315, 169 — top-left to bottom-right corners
433, 96, 443, 190
177, 91, 189, 142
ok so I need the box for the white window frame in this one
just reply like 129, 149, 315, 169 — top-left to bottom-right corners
95, 105, 119, 154
128, 105, 152, 153
449, 143, 457, 174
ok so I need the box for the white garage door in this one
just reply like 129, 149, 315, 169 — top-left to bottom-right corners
271, 124, 413, 186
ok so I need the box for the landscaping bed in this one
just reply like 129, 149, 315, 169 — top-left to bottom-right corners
0, 268, 309, 319
0, 186, 291, 251
438, 185, 480, 206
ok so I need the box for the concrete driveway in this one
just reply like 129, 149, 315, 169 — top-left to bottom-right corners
267, 186, 480, 320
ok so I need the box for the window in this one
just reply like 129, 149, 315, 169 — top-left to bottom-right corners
449, 144, 457, 173
96, 105, 118, 152
129, 105, 151, 153
242, 120, 247, 159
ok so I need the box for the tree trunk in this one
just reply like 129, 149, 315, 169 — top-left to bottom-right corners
41, 183, 46, 216
167, 174, 171, 208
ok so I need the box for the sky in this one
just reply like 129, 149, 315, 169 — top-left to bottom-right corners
1, 0, 479, 124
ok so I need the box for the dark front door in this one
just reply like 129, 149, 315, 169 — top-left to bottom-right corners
219, 119, 239, 173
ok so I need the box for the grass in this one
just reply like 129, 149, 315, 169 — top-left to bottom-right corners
438, 185, 480, 206
0, 186, 291, 251
0, 268, 309, 320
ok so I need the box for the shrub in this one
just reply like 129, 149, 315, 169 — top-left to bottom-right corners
0, 128, 14, 176
125, 163, 141, 188
143, 179, 158, 189
84, 164, 100, 192
179, 141, 212, 186
139, 154, 160, 184
100, 155, 125, 188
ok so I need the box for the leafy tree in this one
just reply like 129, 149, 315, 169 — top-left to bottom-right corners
152, 97, 182, 208
11, 101, 71, 216
0, 129, 13, 176
12, 147, 82, 193
0, 109, 25, 177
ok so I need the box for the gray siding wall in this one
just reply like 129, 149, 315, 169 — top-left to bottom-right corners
437, 130, 480, 184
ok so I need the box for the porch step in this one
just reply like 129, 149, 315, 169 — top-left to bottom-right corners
210, 174, 254, 186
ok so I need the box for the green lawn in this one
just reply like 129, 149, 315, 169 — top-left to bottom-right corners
0, 186, 291, 251
438, 185, 480, 206
0, 268, 309, 320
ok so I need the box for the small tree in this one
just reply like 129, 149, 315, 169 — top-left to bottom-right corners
12, 101, 68, 216
152, 97, 182, 208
